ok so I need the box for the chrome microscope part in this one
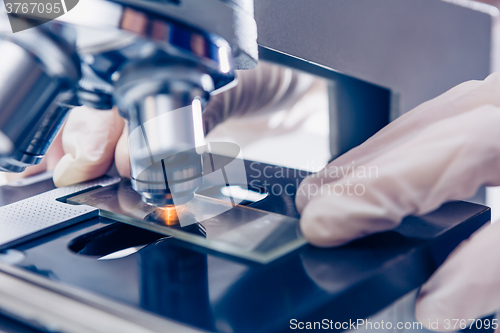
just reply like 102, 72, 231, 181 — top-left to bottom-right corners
0, 23, 81, 172
65, 0, 245, 207
95, 1, 240, 207
115, 63, 214, 207
77, 63, 114, 110
0, 0, 256, 207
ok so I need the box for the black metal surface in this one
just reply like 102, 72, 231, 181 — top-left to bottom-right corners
0, 159, 491, 332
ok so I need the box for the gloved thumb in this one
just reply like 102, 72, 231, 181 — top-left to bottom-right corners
53, 106, 124, 187
300, 105, 500, 247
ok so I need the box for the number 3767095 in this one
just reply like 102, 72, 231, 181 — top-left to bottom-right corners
5, 2, 61, 14
444, 318, 498, 330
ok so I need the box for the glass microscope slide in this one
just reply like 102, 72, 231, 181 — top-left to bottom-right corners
66, 181, 306, 263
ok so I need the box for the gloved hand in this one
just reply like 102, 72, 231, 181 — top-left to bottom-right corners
0, 105, 129, 186
52, 106, 127, 187
296, 71, 500, 330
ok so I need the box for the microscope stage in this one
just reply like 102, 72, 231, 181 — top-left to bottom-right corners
0, 158, 491, 332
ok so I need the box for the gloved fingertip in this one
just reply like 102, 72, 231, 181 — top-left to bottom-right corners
295, 179, 312, 213
295, 174, 326, 213
53, 153, 111, 187
300, 221, 349, 247
53, 153, 93, 187
300, 199, 352, 247
52, 154, 79, 187
115, 127, 130, 178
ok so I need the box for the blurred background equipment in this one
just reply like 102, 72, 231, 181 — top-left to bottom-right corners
0, 0, 497, 332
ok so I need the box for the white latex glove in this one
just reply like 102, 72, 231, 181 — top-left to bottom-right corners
1, 105, 130, 186
52, 106, 126, 186
415, 221, 500, 331
295, 71, 500, 330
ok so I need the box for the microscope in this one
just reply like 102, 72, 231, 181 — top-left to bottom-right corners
0, 0, 497, 332
0, 0, 495, 207
0, 0, 258, 207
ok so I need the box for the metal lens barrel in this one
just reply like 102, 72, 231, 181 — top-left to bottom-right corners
0, 27, 81, 172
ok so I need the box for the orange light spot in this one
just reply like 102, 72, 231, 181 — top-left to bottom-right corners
158, 205, 180, 226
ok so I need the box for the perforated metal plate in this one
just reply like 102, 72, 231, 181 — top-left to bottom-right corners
0, 177, 121, 249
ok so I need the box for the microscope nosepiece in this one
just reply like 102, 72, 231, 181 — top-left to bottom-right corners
115, 64, 213, 207
132, 149, 204, 207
